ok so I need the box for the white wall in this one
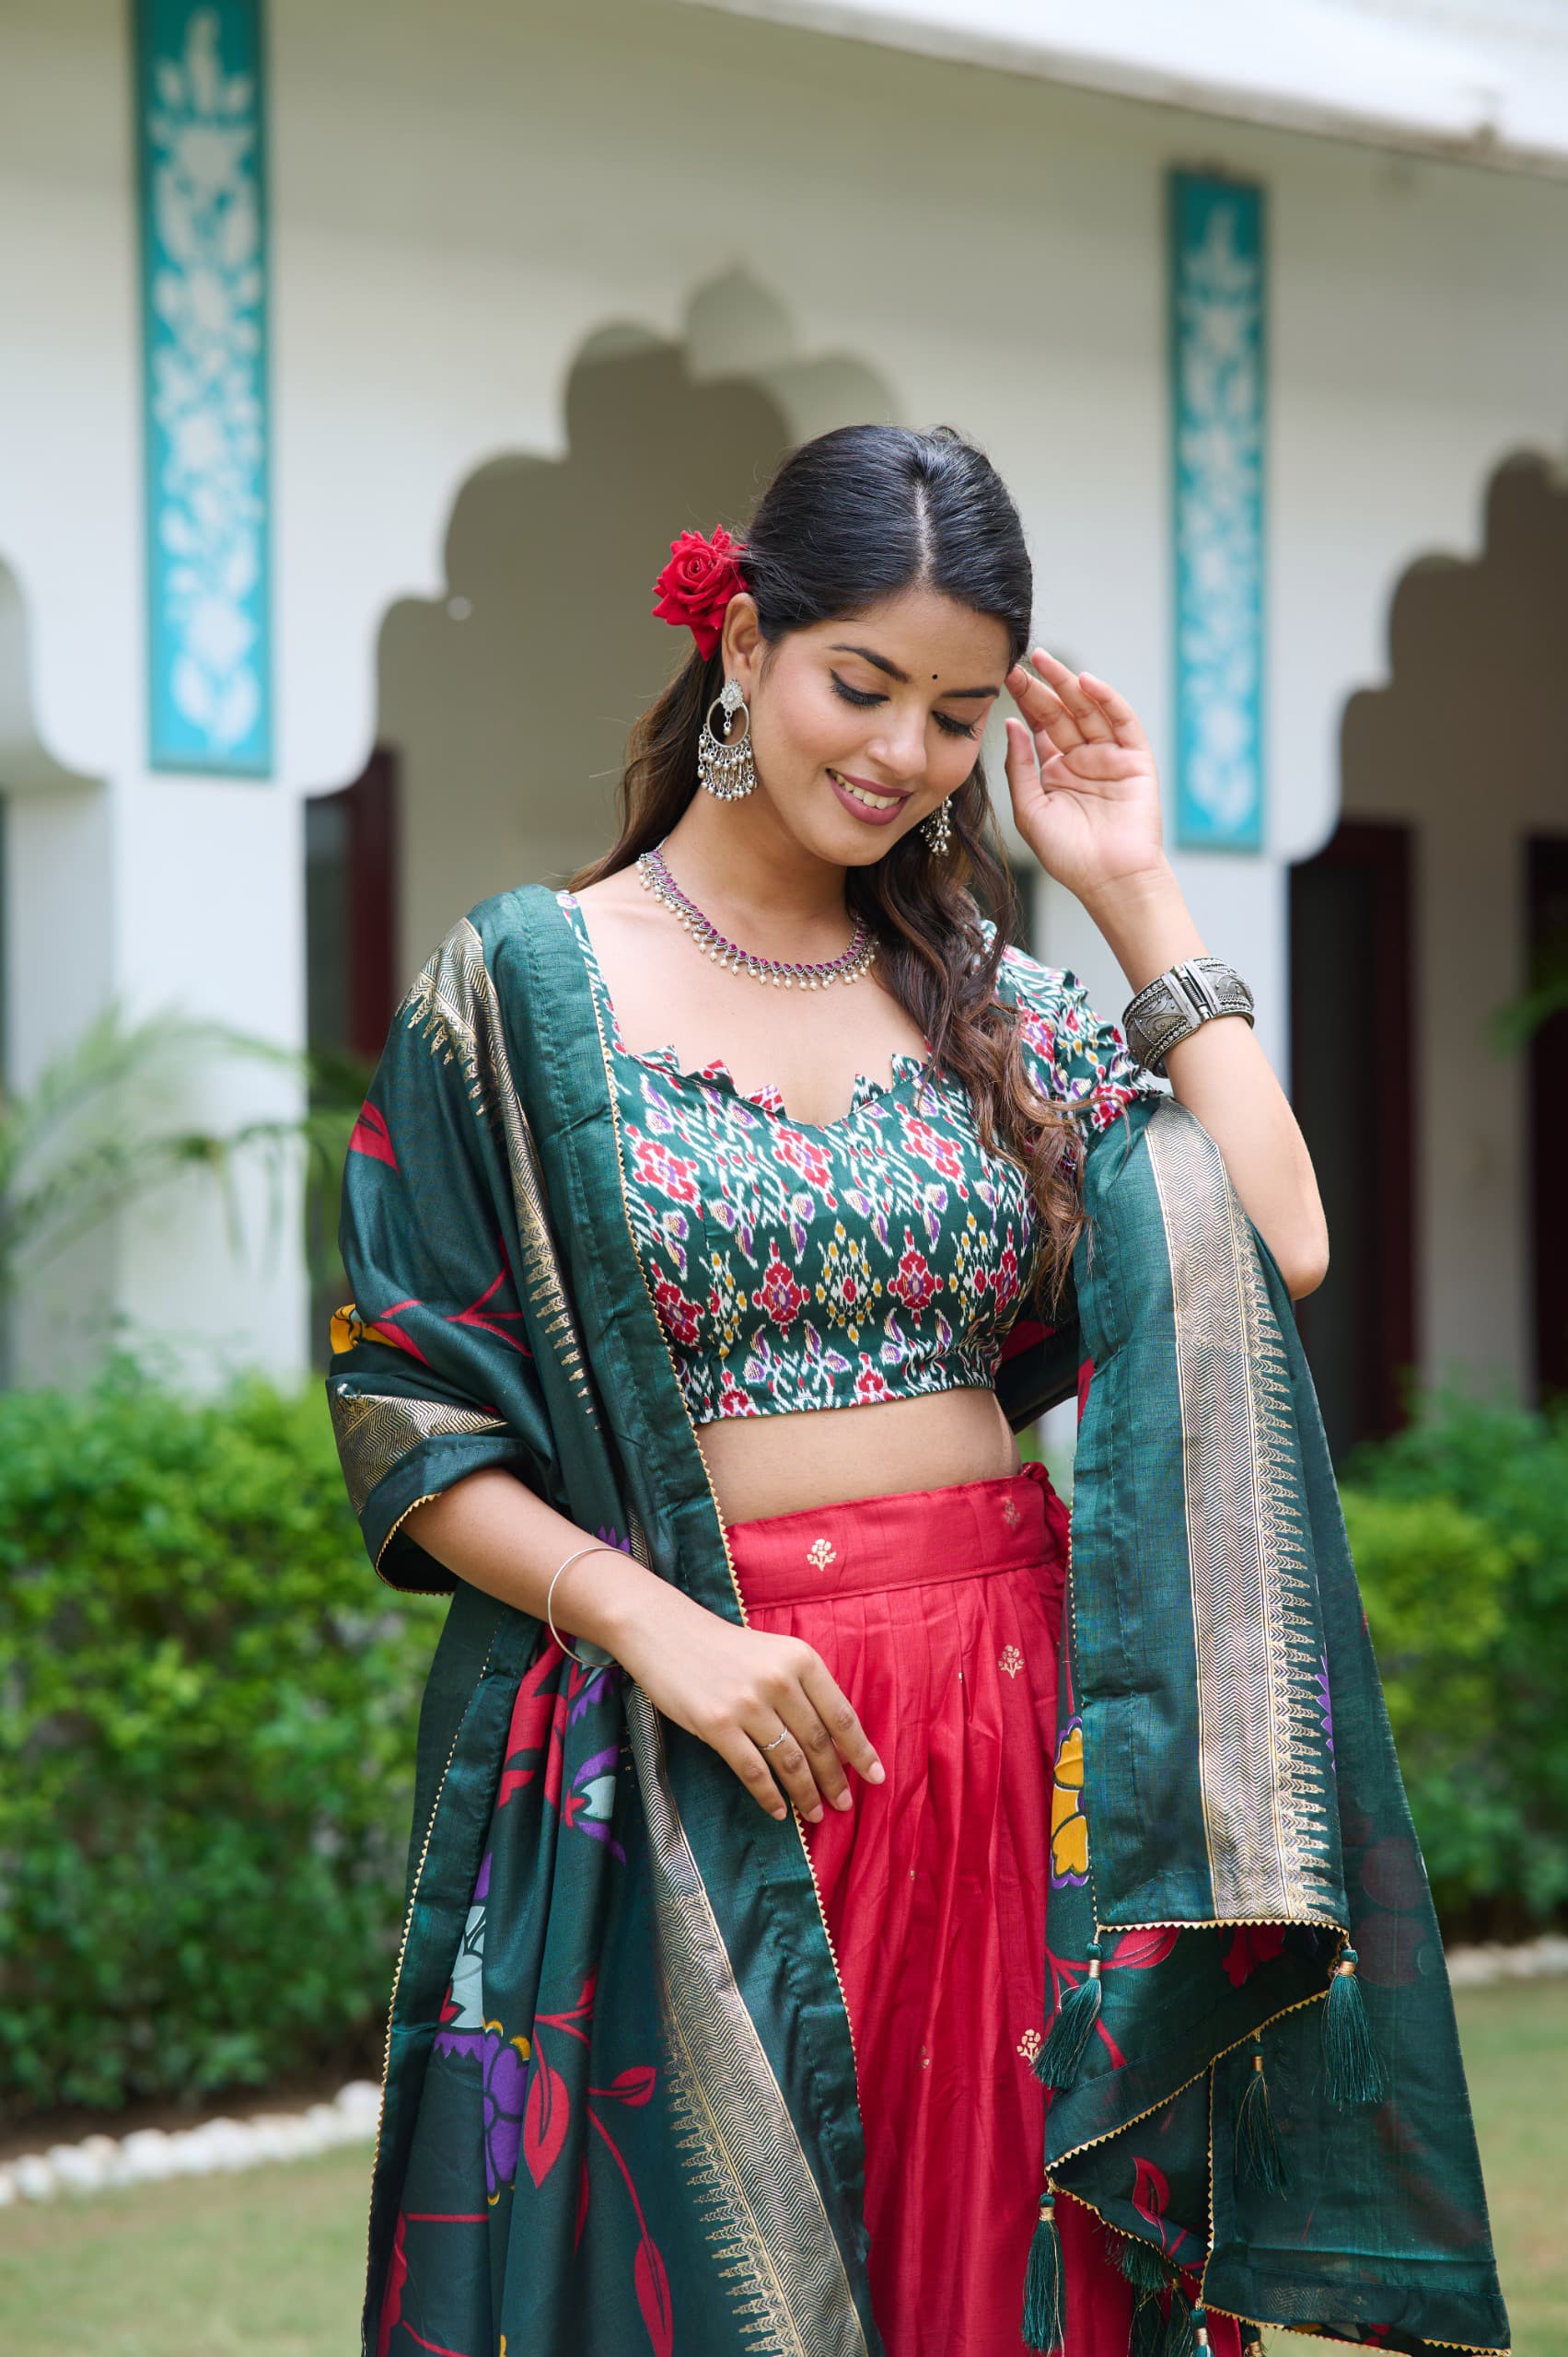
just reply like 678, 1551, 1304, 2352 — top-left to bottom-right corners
3, 0, 1568, 1380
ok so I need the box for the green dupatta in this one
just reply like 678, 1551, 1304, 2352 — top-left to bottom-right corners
328, 883, 1508, 2357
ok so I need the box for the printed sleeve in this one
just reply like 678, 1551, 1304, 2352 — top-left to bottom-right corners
327, 919, 563, 1593
998, 941, 1165, 1134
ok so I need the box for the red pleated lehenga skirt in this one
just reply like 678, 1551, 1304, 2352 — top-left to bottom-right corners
729, 1457, 1240, 2357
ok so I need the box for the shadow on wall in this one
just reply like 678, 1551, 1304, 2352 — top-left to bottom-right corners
369, 276, 898, 973
1291, 449, 1568, 1457
302, 277, 896, 1364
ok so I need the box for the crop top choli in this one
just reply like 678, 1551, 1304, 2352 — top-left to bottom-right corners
555, 888, 1159, 1424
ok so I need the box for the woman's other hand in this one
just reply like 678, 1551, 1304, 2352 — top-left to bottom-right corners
406, 1471, 886, 1826
1003, 647, 1166, 903
582, 1564, 885, 1827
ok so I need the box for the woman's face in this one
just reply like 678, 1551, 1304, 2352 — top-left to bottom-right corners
726, 586, 1012, 865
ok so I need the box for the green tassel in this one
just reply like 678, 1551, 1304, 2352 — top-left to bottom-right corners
1130, 2290, 1166, 2357
1021, 2189, 1066, 2354
1241, 2334, 1268, 2356
1235, 2035, 1291, 2195
1322, 1946, 1388, 2107
1116, 2227, 1174, 2355
1034, 1938, 1103, 2089
1161, 2294, 1199, 2357
1116, 2234, 1173, 2295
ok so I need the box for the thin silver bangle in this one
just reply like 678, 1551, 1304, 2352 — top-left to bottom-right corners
546, 1544, 618, 1667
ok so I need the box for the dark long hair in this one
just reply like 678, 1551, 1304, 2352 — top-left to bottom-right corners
566, 424, 1087, 1312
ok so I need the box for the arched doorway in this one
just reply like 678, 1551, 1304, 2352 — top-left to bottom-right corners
1289, 451, 1568, 1457
308, 287, 906, 1046
305, 290, 911, 1359
383, 329, 797, 964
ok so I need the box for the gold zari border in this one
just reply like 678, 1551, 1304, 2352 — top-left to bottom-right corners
405, 918, 599, 1428
1144, 1099, 1338, 1922
329, 1386, 505, 1516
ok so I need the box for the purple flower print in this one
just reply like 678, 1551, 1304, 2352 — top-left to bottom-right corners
433, 2027, 485, 2061
565, 1741, 626, 1860
566, 1660, 619, 1728
482, 2027, 529, 2199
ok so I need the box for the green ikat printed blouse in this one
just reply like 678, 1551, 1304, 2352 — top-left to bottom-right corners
557, 888, 1162, 1423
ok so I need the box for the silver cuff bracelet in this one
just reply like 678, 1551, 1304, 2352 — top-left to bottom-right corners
1121, 957, 1255, 1078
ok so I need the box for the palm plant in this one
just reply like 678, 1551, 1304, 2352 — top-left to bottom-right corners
0, 1005, 362, 1315
1491, 921, 1568, 1056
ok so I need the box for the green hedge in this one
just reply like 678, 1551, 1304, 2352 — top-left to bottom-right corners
1342, 1390, 1568, 1930
0, 1369, 443, 2122
3, 1371, 1562, 2122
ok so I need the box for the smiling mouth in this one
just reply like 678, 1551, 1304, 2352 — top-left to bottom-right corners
828, 770, 908, 812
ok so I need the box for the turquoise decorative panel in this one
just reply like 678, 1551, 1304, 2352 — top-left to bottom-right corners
1169, 170, 1265, 852
135, 1, 272, 775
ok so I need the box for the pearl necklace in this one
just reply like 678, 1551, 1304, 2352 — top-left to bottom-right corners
634, 842, 879, 990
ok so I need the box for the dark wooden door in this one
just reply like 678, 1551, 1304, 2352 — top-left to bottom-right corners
305, 749, 399, 1367
306, 747, 398, 1065
1288, 819, 1417, 1463
1527, 834, 1568, 1406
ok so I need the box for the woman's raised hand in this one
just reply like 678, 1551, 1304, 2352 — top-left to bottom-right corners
1002, 647, 1167, 906
604, 1580, 885, 1825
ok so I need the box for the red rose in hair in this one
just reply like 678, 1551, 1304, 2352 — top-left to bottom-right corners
651, 528, 746, 660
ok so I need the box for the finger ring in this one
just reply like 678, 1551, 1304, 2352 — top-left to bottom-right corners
763, 1726, 790, 1752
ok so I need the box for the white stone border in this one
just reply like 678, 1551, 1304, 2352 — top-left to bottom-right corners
0, 2079, 381, 2204
1444, 1932, 1568, 1988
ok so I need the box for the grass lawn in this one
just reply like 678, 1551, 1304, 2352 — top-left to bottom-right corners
1, 1980, 1562, 2355
1435, 1978, 1568, 2355
0, 2146, 368, 2357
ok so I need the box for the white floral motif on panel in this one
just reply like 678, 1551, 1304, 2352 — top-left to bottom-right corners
145, 7, 268, 762
1173, 179, 1264, 847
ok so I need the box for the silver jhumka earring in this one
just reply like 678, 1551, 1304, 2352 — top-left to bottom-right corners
696, 679, 757, 800
921, 796, 954, 854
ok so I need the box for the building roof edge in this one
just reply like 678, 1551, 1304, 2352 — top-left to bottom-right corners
675, 0, 1568, 179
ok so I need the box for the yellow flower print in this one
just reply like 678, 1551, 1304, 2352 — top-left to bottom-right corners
1051, 1716, 1089, 1889
330, 1301, 409, 1355
706, 1249, 749, 1354
947, 1211, 1001, 1344
815, 1220, 881, 1342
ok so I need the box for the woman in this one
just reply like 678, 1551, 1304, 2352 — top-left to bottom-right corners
329, 426, 1508, 2357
